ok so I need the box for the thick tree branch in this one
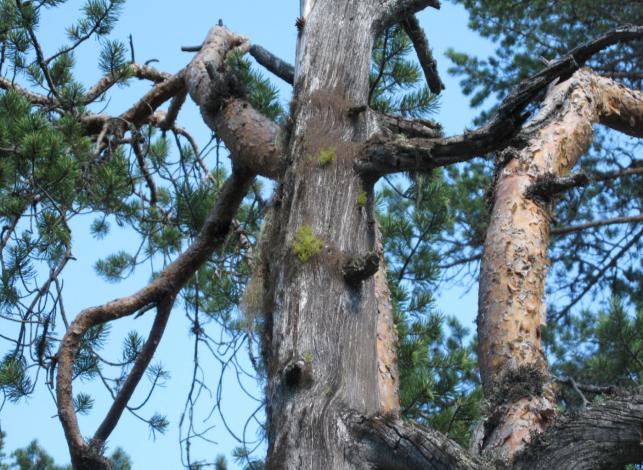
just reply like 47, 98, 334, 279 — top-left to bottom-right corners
56, 171, 252, 469
376, 0, 441, 31
401, 15, 444, 94
513, 391, 643, 469
474, 67, 642, 460
357, 25, 643, 176
185, 25, 283, 179
344, 410, 485, 469
551, 214, 643, 235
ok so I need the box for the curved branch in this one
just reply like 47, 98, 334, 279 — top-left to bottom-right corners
185, 25, 282, 179
343, 410, 485, 469
55, 172, 252, 469
514, 391, 643, 469
84, 63, 173, 104
91, 295, 175, 446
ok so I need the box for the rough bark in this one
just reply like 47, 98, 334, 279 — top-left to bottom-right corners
475, 69, 643, 462
513, 391, 643, 469
262, 2, 406, 468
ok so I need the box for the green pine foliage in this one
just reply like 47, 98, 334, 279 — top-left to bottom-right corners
370, 25, 439, 117
545, 297, 642, 407
0, 431, 131, 470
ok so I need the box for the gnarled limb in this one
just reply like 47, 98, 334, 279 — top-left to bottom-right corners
185, 25, 283, 179
356, 26, 643, 177
475, 69, 643, 462
513, 391, 643, 469
56, 172, 252, 470
343, 410, 485, 470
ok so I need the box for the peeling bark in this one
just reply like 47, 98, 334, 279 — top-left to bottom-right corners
475, 69, 643, 462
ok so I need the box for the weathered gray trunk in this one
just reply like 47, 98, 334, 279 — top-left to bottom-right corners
263, 2, 399, 468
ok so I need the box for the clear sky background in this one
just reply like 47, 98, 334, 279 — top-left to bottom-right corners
1, 1, 497, 468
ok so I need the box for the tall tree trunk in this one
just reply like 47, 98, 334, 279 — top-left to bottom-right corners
263, 2, 402, 468
475, 69, 643, 461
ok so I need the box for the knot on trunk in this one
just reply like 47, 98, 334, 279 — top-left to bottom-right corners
282, 356, 313, 389
342, 251, 379, 285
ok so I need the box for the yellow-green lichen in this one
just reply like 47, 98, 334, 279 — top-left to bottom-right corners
357, 190, 368, 208
317, 147, 336, 167
292, 225, 323, 263
303, 352, 314, 365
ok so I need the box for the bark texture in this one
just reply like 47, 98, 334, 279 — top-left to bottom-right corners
262, 2, 414, 467
475, 69, 643, 461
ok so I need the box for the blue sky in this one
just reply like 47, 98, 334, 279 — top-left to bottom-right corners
1, 1, 496, 468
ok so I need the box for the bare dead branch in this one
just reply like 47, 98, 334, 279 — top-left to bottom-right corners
84, 63, 173, 104
375, 111, 443, 138
376, 0, 441, 31
357, 25, 643, 176
551, 214, 643, 235
401, 15, 444, 94
249, 44, 294, 84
